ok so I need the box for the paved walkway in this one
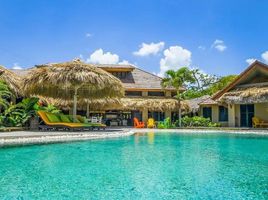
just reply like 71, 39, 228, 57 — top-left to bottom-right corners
0, 127, 267, 147
0, 128, 134, 147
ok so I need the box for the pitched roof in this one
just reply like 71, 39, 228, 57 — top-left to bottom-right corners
185, 95, 211, 112
212, 60, 268, 100
11, 63, 177, 91
199, 97, 218, 105
119, 67, 175, 91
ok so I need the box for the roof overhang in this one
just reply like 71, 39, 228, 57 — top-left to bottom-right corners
212, 60, 268, 101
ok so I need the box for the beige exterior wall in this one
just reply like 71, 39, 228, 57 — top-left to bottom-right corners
142, 108, 148, 124
142, 91, 148, 96
200, 105, 229, 127
228, 104, 236, 127
165, 110, 171, 119
254, 103, 268, 121
200, 103, 268, 127
235, 104, 240, 127
165, 91, 172, 97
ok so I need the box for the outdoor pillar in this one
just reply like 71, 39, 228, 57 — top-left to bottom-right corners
165, 110, 171, 119
72, 87, 78, 121
165, 91, 171, 97
228, 104, 236, 127
69, 108, 73, 115
142, 108, 148, 124
142, 91, 148, 96
86, 102, 90, 118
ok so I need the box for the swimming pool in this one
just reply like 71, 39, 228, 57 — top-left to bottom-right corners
0, 132, 267, 199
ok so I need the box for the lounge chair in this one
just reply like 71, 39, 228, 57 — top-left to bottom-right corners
133, 117, 145, 128
37, 111, 105, 131
252, 117, 268, 128
76, 115, 106, 130
147, 118, 155, 128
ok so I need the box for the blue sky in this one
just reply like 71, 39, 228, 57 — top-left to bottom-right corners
0, 0, 268, 76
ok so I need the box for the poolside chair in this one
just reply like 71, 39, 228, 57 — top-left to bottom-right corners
133, 117, 145, 128
91, 116, 98, 123
77, 115, 106, 130
37, 111, 106, 131
147, 118, 155, 128
37, 111, 90, 131
252, 117, 268, 128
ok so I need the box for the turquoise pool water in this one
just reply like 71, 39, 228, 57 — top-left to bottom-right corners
0, 132, 267, 199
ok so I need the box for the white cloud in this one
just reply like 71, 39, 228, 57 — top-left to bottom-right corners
12, 63, 23, 70
87, 49, 119, 64
246, 58, 256, 65
261, 51, 268, 64
133, 41, 165, 56
211, 39, 227, 52
198, 46, 206, 50
158, 46, 192, 77
118, 60, 131, 65
85, 33, 92, 37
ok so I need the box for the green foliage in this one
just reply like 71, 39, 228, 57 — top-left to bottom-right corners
161, 67, 195, 127
0, 80, 12, 109
207, 75, 237, 95
157, 117, 175, 129
38, 104, 62, 114
0, 94, 63, 127
180, 116, 221, 127
161, 67, 195, 91
183, 69, 237, 99
0, 98, 39, 127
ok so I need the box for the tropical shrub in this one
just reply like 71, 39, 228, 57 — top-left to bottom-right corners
0, 98, 39, 127
180, 116, 221, 127
0, 94, 63, 127
38, 104, 62, 114
0, 80, 12, 109
157, 117, 175, 129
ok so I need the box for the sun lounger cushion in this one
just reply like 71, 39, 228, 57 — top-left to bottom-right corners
69, 116, 80, 123
46, 113, 61, 123
77, 115, 87, 123
60, 115, 72, 123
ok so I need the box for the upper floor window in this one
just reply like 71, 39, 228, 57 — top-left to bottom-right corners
171, 92, 177, 97
125, 91, 142, 96
148, 91, 165, 97
219, 106, 228, 122
112, 72, 129, 79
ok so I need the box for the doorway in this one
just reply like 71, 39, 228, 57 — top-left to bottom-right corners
240, 104, 254, 127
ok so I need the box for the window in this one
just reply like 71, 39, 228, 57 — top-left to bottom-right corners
112, 72, 129, 79
171, 92, 177, 97
125, 91, 142, 96
148, 91, 165, 96
219, 106, 228, 122
203, 107, 212, 120
148, 111, 165, 121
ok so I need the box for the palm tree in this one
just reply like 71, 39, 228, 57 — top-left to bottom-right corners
161, 67, 195, 127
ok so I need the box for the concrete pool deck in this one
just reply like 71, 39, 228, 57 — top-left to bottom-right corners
0, 127, 267, 147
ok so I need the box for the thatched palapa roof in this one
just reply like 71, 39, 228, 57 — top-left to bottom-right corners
0, 65, 22, 96
185, 95, 211, 113
219, 84, 268, 104
120, 97, 188, 111
22, 59, 124, 99
39, 96, 188, 112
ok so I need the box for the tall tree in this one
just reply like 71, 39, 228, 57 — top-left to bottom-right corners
161, 67, 195, 127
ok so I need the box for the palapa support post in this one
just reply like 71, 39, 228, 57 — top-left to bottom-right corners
73, 87, 78, 122
86, 102, 90, 118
